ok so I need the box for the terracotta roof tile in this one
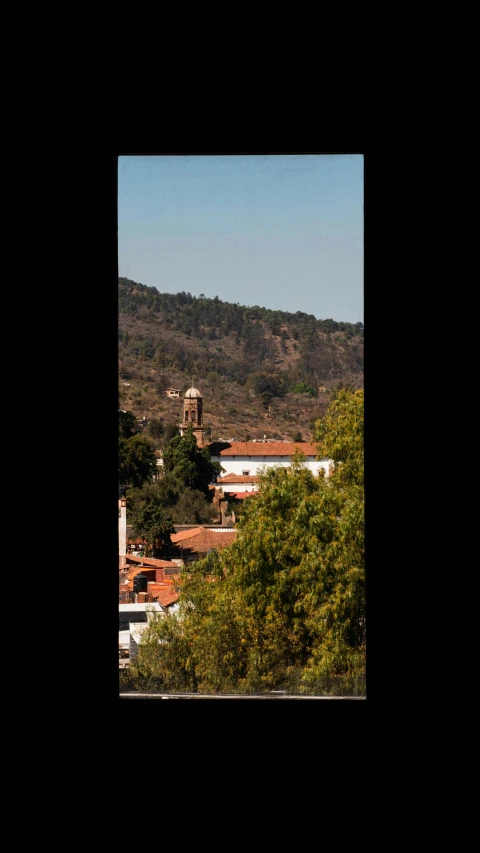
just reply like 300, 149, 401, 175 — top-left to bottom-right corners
170, 527, 205, 543
125, 554, 178, 568
217, 474, 259, 483
147, 583, 180, 607
172, 528, 237, 554
155, 587, 180, 607
209, 441, 321, 457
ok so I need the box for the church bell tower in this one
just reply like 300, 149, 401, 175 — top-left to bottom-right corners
181, 385, 204, 447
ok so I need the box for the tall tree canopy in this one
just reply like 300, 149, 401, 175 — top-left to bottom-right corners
120, 388, 365, 697
162, 424, 224, 498
119, 432, 157, 489
119, 409, 138, 439
128, 478, 217, 555
128, 482, 176, 558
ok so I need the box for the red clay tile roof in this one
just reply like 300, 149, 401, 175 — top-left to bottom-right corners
154, 587, 180, 607
217, 474, 259, 483
125, 554, 178, 568
170, 527, 206, 543
209, 441, 321, 457
147, 583, 180, 607
172, 528, 237, 554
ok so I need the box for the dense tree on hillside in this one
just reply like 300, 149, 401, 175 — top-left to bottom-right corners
163, 422, 181, 446
118, 277, 363, 445
146, 417, 165, 441
120, 389, 365, 696
292, 382, 318, 398
242, 322, 275, 363
249, 372, 287, 400
119, 278, 363, 337
119, 410, 138, 439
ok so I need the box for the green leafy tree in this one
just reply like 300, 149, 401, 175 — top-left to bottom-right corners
260, 392, 272, 410
147, 418, 165, 442
170, 487, 218, 524
250, 372, 287, 399
299, 388, 365, 693
163, 424, 223, 498
119, 433, 157, 489
128, 482, 176, 557
119, 410, 138, 439
313, 387, 364, 487
163, 422, 181, 447
292, 381, 318, 398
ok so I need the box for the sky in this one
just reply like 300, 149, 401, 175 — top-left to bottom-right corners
118, 153, 363, 324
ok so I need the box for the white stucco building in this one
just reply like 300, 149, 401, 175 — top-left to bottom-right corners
119, 494, 127, 558
216, 473, 260, 493
209, 440, 332, 482
119, 602, 180, 663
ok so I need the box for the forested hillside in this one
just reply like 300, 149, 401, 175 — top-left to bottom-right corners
118, 277, 364, 444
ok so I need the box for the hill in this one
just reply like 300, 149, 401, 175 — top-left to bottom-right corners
118, 277, 364, 445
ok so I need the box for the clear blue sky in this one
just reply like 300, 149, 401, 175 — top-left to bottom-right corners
118, 154, 363, 324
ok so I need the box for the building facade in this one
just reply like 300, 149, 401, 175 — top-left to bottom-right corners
208, 440, 332, 479
119, 494, 127, 558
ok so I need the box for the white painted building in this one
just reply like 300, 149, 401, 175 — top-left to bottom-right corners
119, 602, 179, 662
209, 440, 332, 481
216, 474, 260, 493
119, 495, 127, 558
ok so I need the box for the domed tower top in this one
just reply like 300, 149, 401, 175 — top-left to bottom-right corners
182, 385, 204, 446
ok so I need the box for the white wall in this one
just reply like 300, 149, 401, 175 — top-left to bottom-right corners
119, 500, 127, 558
212, 455, 332, 479
218, 482, 260, 493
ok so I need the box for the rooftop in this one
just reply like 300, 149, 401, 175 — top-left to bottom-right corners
171, 527, 237, 553
208, 441, 322, 457
124, 554, 179, 568
217, 473, 259, 483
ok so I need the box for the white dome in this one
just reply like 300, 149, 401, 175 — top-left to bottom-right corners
185, 387, 202, 398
